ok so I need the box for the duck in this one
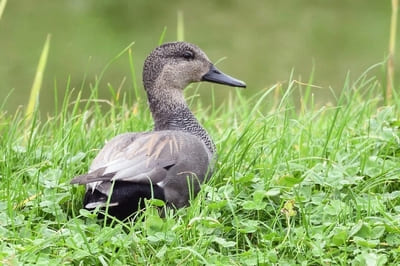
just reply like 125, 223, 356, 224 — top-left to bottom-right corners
70, 41, 246, 220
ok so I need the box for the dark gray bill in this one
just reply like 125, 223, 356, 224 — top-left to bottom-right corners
201, 65, 246, 88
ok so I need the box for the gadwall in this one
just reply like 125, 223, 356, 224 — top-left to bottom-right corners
71, 42, 246, 220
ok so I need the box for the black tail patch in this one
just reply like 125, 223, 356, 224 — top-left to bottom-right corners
83, 182, 165, 221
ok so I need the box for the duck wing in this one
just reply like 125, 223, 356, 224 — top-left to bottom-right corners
70, 131, 212, 209
71, 131, 199, 185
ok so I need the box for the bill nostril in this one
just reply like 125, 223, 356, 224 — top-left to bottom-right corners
213, 69, 221, 74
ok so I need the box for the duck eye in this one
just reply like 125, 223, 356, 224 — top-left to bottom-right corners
182, 50, 194, 60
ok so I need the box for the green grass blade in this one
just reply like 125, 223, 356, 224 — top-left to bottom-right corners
25, 34, 51, 122
386, 0, 398, 104
128, 48, 139, 102
158, 26, 167, 45
177, 11, 184, 41
0, 87, 14, 111
0, 0, 7, 20
301, 62, 315, 112
93, 41, 135, 91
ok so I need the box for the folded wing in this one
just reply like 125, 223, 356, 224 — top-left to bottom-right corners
70, 131, 212, 209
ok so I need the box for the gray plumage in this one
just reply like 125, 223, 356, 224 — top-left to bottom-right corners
70, 42, 246, 220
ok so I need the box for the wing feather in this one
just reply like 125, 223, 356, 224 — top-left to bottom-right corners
71, 130, 212, 209
71, 132, 187, 188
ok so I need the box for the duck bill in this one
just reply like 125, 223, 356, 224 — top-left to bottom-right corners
201, 65, 246, 88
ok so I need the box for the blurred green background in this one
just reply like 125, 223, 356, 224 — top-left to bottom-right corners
0, 0, 395, 114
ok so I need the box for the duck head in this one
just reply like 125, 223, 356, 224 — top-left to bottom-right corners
143, 42, 246, 92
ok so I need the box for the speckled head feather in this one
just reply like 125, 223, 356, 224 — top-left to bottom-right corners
143, 42, 211, 92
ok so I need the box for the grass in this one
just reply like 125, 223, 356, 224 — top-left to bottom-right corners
1, 42, 400, 265
25, 34, 51, 124
387, 0, 399, 104
0, 0, 7, 20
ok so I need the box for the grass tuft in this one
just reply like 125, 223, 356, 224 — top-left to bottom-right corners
1, 44, 400, 264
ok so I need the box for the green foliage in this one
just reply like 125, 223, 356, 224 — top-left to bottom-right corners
0, 0, 6, 20
1, 51, 400, 264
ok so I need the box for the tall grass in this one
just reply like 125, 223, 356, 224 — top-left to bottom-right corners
1, 45, 399, 263
386, 0, 398, 103
25, 34, 51, 125
1, 5, 399, 264
177, 11, 184, 42
0, 0, 6, 20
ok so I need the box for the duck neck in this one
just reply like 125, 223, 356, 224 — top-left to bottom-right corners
146, 88, 215, 154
